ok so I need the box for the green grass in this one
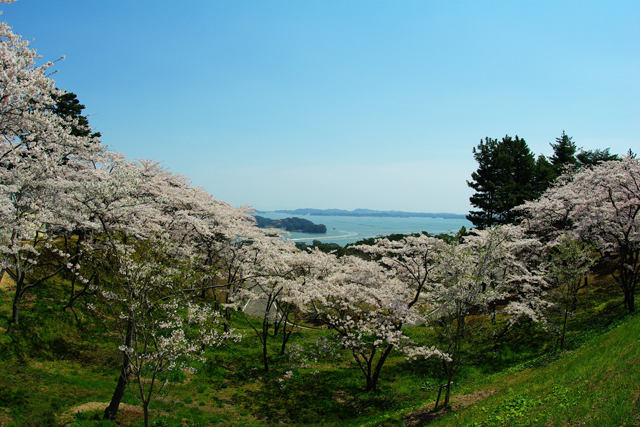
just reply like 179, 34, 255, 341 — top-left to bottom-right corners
360, 312, 640, 427
0, 271, 639, 426
441, 311, 639, 426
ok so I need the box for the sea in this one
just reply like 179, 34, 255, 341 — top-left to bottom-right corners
257, 211, 473, 246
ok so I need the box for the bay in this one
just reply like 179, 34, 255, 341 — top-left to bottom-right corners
257, 211, 473, 246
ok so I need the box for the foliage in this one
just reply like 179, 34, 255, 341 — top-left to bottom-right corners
576, 147, 620, 166
467, 132, 623, 230
47, 90, 102, 139
398, 313, 640, 427
549, 130, 579, 175
545, 235, 595, 351
466, 135, 540, 229
0, 267, 636, 427
519, 156, 640, 313
0, 16, 105, 328
293, 249, 444, 391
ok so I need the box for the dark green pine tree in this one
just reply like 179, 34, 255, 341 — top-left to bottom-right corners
549, 131, 578, 174
467, 137, 500, 229
47, 91, 101, 139
467, 135, 537, 229
10, 91, 100, 170
576, 147, 619, 166
532, 154, 556, 195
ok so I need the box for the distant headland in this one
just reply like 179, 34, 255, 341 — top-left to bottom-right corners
254, 215, 327, 234
270, 208, 467, 219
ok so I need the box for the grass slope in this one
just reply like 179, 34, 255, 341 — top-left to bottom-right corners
364, 313, 640, 427
1, 269, 639, 427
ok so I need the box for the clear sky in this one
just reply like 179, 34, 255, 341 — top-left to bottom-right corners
3, 1, 638, 214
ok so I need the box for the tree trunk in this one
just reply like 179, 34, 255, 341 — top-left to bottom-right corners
65, 273, 96, 324
9, 274, 25, 329
143, 403, 150, 427
11, 290, 21, 328
444, 315, 464, 407
262, 318, 270, 373
365, 376, 375, 392
368, 344, 394, 392
363, 354, 375, 392
559, 305, 569, 351
571, 276, 588, 312
617, 249, 637, 313
443, 365, 455, 407
279, 320, 288, 356
625, 289, 635, 313
279, 305, 295, 356
104, 316, 134, 420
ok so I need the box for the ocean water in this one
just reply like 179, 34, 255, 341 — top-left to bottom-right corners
258, 212, 473, 246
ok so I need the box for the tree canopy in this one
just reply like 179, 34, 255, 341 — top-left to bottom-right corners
467, 131, 623, 229
467, 135, 541, 229
549, 130, 579, 174
518, 156, 640, 313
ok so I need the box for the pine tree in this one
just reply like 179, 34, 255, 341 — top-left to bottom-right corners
467, 135, 537, 229
48, 91, 101, 139
576, 147, 619, 166
533, 154, 556, 195
549, 131, 578, 174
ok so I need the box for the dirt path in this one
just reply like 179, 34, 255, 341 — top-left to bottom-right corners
59, 402, 142, 426
404, 389, 498, 426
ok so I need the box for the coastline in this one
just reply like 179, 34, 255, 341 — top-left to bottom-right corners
259, 212, 472, 246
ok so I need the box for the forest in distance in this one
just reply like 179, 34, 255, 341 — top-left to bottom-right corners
272, 208, 467, 219
2, 5, 640, 427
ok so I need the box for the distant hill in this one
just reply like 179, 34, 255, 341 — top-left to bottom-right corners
254, 215, 327, 234
273, 208, 467, 219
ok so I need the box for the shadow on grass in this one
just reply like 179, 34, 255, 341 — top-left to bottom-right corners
234, 369, 408, 426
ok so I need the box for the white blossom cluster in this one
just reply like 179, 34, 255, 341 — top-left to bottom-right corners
518, 156, 640, 313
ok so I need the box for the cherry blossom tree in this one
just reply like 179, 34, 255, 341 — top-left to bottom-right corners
299, 229, 547, 395
64, 158, 178, 419
66, 159, 249, 421
172, 194, 252, 305
546, 235, 595, 351
231, 235, 302, 372
169, 185, 310, 374
519, 157, 640, 312
96, 234, 239, 427
353, 233, 446, 310
0, 13, 104, 328
0, 17, 195, 423
0, 7, 287, 423
423, 225, 549, 407
358, 227, 548, 406
296, 250, 443, 391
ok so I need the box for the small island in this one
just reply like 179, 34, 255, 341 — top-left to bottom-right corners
254, 215, 327, 234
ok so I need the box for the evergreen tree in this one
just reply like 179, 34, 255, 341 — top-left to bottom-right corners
467, 137, 499, 229
533, 154, 556, 195
467, 135, 537, 229
549, 131, 578, 174
576, 147, 619, 166
47, 90, 101, 139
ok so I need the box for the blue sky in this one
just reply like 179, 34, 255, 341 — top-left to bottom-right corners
3, 1, 638, 214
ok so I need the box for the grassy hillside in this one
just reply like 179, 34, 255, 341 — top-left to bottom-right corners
0, 269, 638, 427
364, 312, 640, 427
